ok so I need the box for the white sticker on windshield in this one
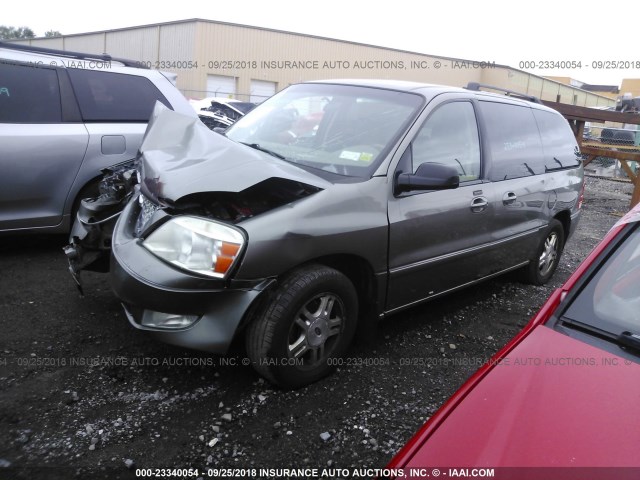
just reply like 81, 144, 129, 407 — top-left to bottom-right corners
339, 150, 362, 161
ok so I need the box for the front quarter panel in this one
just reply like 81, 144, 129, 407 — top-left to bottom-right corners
234, 178, 389, 279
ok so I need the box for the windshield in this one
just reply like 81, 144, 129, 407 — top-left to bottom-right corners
562, 226, 640, 335
225, 83, 424, 178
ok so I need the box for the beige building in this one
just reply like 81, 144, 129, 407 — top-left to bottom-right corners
545, 76, 621, 100
620, 79, 640, 98
14, 18, 615, 107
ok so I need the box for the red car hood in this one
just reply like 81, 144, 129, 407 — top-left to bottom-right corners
404, 325, 640, 467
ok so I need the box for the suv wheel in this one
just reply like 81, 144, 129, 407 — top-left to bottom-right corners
245, 264, 358, 388
521, 219, 565, 285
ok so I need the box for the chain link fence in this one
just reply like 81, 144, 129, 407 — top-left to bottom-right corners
582, 121, 640, 178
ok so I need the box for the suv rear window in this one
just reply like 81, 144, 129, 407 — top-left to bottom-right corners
532, 109, 580, 170
0, 62, 62, 123
479, 101, 544, 181
67, 69, 171, 122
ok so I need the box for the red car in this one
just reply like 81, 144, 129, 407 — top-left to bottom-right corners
388, 203, 640, 480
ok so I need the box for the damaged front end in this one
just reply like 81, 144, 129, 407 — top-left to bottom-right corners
166, 178, 321, 224
64, 102, 329, 294
63, 159, 139, 295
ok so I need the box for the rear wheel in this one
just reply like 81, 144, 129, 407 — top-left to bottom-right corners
520, 219, 565, 285
245, 264, 358, 388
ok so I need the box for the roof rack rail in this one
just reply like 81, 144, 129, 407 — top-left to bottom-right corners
0, 41, 147, 69
465, 82, 541, 104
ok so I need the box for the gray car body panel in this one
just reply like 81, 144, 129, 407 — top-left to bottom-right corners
105, 81, 583, 354
0, 46, 196, 235
235, 178, 390, 278
0, 123, 89, 230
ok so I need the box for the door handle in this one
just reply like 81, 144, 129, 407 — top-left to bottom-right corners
470, 196, 488, 213
503, 191, 517, 205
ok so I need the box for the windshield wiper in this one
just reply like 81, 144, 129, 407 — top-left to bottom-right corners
545, 157, 581, 172
561, 317, 640, 356
617, 331, 640, 353
240, 142, 286, 160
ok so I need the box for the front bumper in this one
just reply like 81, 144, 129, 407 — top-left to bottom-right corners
110, 197, 272, 354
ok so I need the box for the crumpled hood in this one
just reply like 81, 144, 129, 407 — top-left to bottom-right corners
139, 103, 330, 202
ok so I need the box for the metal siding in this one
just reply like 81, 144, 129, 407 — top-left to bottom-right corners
206, 74, 237, 97
250, 79, 276, 103
574, 91, 587, 106
27, 38, 64, 49
541, 79, 560, 102
193, 20, 485, 94
105, 27, 159, 62
477, 67, 511, 90
157, 23, 198, 95
528, 76, 544, 98
8, 20, 615, 109
65, 34, 105, 55
559, 85, 574, 104
620, 79, 640, 97
158, 23, 195, 62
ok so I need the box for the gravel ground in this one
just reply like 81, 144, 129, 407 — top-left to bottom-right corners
0, 176, 634, 480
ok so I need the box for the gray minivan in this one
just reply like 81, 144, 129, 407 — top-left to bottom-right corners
0, 41, 195, 234
67, 79, 584, 388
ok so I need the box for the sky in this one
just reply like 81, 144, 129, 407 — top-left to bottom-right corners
4, 0, 640, 88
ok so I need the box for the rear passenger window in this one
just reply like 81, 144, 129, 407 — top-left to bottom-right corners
412, 101, 481, 181
532, 109, 580, 169
67, 69, 171, 122
0, 62, 62, 123
479, 102, 544, 181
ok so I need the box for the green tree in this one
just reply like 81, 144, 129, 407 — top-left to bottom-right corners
0, 25, 35, 40
44, 30, 62, 38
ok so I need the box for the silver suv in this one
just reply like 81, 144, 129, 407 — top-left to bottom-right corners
68, 80, 584, 388
0, 41, 196, 234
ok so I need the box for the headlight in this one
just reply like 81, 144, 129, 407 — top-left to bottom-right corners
142, 216, 245, 278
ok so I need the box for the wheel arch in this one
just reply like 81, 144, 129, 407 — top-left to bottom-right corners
553, 210, 571, 246
238, 253, 381, 334
68, 174, 103, 217
309, 254, 380, 321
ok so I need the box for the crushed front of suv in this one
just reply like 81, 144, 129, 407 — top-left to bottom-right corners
85, 80, 583, 388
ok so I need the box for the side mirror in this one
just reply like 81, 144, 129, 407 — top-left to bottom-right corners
395, 162, 459, 194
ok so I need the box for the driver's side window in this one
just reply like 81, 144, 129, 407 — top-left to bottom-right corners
412, 101, 481, 181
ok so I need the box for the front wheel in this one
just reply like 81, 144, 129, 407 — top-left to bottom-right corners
520, 219, 565, 285
245, 264, 358, 388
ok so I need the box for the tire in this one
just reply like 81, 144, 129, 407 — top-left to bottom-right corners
520, 219, 565, 285
245, 264, 358, 389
